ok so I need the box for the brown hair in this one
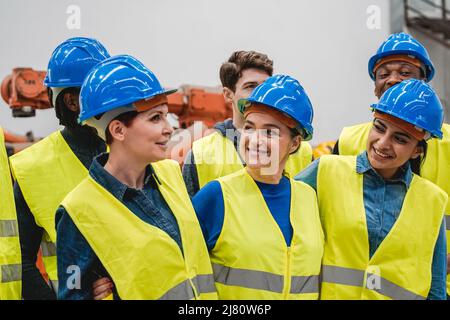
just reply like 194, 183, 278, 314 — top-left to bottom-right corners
219, 51, 273, 92
105, 111, 138, 145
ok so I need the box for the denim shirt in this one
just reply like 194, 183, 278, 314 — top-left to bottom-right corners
295, 152, 447, 300
56, 153, 183, 300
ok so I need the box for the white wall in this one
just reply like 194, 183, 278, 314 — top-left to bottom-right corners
0, 0, 393, 144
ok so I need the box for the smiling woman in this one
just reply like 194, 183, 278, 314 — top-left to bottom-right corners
54, 55, 218, 300
296, 79, 448, 300
192, 75, 324, 300
367, 113, 427, 179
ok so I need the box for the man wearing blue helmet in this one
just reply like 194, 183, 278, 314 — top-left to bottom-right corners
336, 33, 435, 155
192, 75, 324, 299
297, 79, 447, 300
9, 37, 110, 299
334, 32, 450, 298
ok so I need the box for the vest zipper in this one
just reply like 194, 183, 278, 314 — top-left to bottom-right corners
284, 246, 292, 299
183, 250, 200, 300
187, 277, 200, 300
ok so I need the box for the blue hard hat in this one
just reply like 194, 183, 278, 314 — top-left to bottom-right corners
238, 75, 314, 141
368, 33, 435, 81
79, 54, 176, 123
371, 79, 444, 139
44, 37, 110, 88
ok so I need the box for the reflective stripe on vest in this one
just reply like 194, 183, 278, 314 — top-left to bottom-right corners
318, 155, 446, 300
62, 159, 218, 300
213, 263, 284, 293
9, 130, 88, 281
192, 131, 312, 188
1, 264, 21, 283
0, 127, 22, 299
340, 123, 450, 295
191, 274, 217, 296
213, 263, 320, 295
321, 265, 425, 300
159, 275, 216, 300
0, 220, 18, 237
41, 240, 57, 257
211, 168, 323, 300
290, 275, 320, 294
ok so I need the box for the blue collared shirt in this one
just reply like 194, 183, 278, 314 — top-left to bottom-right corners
56, 153, 182, 300
295, 152, 447, 300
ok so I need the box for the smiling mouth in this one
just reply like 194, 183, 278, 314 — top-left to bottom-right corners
247, 147, 270, 156
156, 141, 168, 147
373, 147, 393, 159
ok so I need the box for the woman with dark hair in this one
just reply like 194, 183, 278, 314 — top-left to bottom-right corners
297, 79, 448, 300
55, 55, 217, 300
192, 75, 324, 300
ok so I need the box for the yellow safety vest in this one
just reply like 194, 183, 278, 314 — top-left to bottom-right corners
62, 159, 218, 300
192, 131, 313, 188
9, 131, 88, 288
340, 122, 450, 294
317, 155, 447, 300
0, 128, 22, 300
210, 168, 324, 300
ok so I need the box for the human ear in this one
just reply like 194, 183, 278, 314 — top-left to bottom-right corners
63, 92, 80, 112
223, 87, 234, 105
108, 120, 126, 142
410, 143, 424, 160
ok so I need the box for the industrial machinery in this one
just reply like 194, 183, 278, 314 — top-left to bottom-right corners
1, 68, 50, 117
1, 68, 233, 162
2, 69, 232, 125
167, 84, 232, 128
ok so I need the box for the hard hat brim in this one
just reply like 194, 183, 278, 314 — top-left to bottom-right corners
237, 97, 313, 141
79, 87, 177, 123
368, 50, 435, 81
370, 103, 443, 140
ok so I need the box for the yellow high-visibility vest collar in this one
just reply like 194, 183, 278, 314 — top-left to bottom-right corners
9, 131, 88, 282
317, 155, 447, 300
192, 131, 313, 188
339, 122, 450, 294
0, 127, 22, 300
62, 159, 218, 300
210, 168, 324, 299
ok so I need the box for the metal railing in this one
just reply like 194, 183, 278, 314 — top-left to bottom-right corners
404, 0, 450, 48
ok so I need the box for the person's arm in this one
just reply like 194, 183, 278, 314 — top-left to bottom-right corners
427, 218, 447, 300
56, 206, 110, 300
182, 150, 200, 198
191, 181, 225, 251
14, 182, 56, 300
332, 139, 340, 155
294, 158, 320, 192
